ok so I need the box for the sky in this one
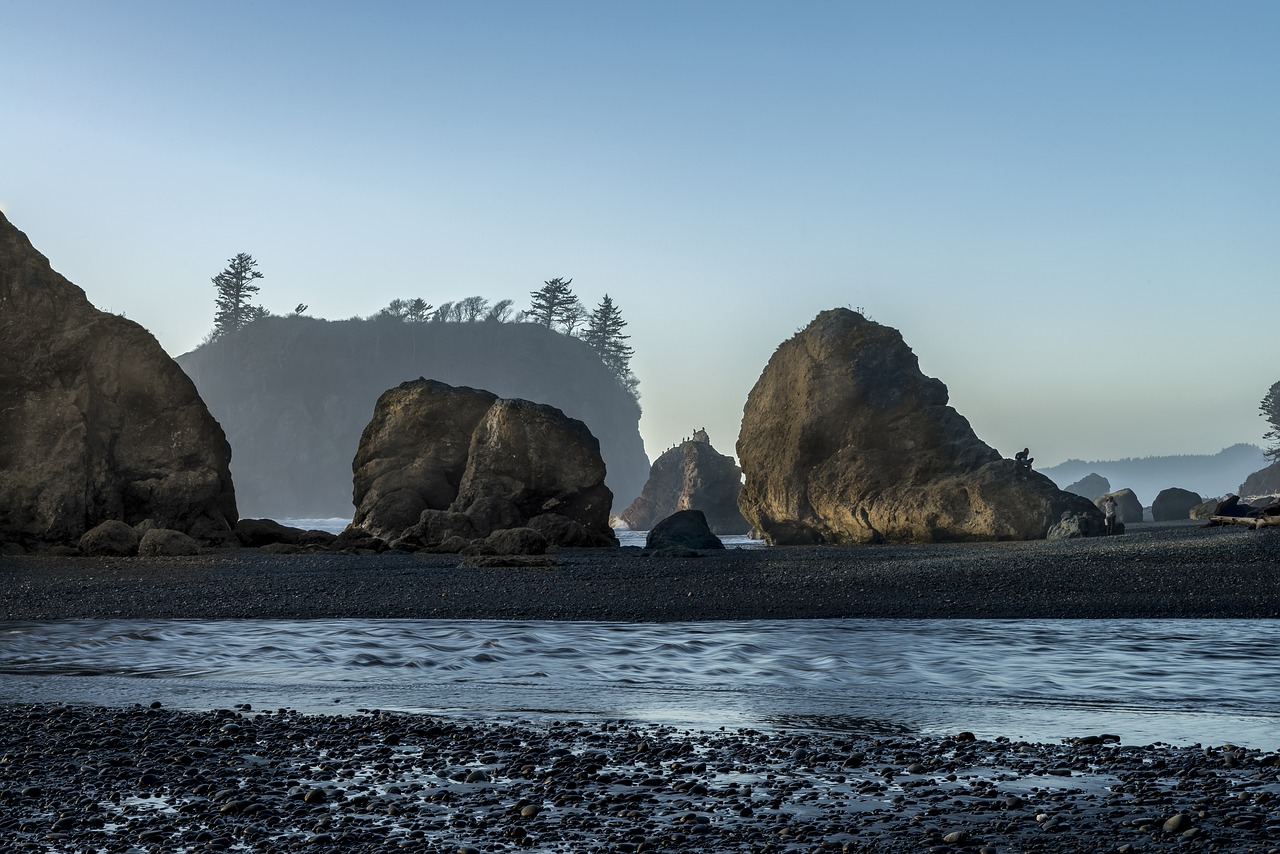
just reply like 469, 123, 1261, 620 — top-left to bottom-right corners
2, 1, 1276, 468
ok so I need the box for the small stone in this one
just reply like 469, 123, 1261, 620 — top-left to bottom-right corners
1163, 813, 1191, 833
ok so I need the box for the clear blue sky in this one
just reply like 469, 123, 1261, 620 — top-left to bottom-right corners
3, 1, 1276, 467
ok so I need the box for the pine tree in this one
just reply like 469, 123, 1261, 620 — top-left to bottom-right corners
211, 253, 265, 339
584, 294, 638, 398
527, 277, 576, 328
406, 298, 433, 322
1262, 381, 1280, 460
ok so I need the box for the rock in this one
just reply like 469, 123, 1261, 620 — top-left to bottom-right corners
234, 518, 305, 548
1048, 511, 1118, 539
1063, 473, 1111, 501
137, 528, 201, 557
78, 521, 140, 556
621, 429, 749, 535
1239, 460, 1280, 498
351, 380, 616, 548
736, 309, 1103, 544
1189, 498, 1221, 520
466, 527, 548, 556
645, 509, 725, 551
0, 212, 238, 548
1162, 813, 1191, 833
1095, 489, 1143, 525
452, 397, 614, 542
1151, 488, 1202, 522
351, 380, 498, 541
459, 554, 556, 569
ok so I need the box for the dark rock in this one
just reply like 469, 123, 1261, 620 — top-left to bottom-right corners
464, 527, 548, 556
396, 509, 479, 548
526, 513, 600, 548
0, 212, 238, 548
1063, 473, 1111, 501
645, 510, 724, 551
350, 380, 497, 541
234, 518, 305, 548
736, 309, 1103, 544
1095, 489, 1143, 525
621, 429, 749, 535
1151, 488, 1202, 522
137, 528, 201, 557
78, 521, 140, 557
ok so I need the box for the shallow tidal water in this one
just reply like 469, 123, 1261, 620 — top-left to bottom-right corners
1, 617, 1277, 749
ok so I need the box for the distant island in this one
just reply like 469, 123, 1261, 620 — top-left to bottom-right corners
1038, 443, 1267, 504
177, 315, 650, 519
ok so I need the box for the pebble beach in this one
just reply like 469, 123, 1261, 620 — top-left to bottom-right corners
3, 521, 1279, 851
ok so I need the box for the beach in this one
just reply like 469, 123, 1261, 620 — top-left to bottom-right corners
3, 521, 1279, 852
2, 522, 1277, 622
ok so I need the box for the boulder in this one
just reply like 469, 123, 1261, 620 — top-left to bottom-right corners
1063, 473, 1111, 502
0, 212, 238, 549
138, 528, 201, 557
1190, 498, 1221, 520
351, 379, 616, 548
735, 309, 1103, 544
621, 429, 749, 535
464, 527, 548, 556
1151, 488, 1202, 522
78, 521, 140, 557
235, 518, 304, 548
350, 380, 497, 541
645, 509, 725, 551
1095, 489, 1143, 524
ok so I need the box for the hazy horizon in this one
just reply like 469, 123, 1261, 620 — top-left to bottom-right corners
4, 1, 1276, 469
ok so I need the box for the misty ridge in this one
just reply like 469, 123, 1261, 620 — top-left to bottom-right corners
177, 312, 650, 520
1038, 443, 1267, 506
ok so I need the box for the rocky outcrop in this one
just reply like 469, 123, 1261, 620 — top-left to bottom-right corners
735, 309, 1102, 544
621, 429, 748, 535
0, 212, 237, 550
1064, 473, 1111, 502
351, 379, 616, 550
645, 510, 725, 551
1240, 461, 1280, 498
176, 314, 650, 518
1096, 489, 1143, 524
1151, 488, 1202, 522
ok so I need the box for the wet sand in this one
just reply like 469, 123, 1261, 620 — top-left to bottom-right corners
1, 521, 1278, 621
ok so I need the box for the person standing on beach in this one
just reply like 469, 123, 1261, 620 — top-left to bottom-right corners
1103, 495, 1119, 535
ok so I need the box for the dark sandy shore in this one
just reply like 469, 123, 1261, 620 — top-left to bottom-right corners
2, 521, 1278, 621
3, 523, 1280, 851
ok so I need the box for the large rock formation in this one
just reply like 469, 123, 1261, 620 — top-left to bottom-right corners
351, 379, 615, 548
1151, 487, 1202, 522
736, 308, 1102, 544
0, 212, 237, 549
620, 429, 748, 535
1064, 473, 1111, 502
176, 314, 649, 518
1095, 489, 1143, 524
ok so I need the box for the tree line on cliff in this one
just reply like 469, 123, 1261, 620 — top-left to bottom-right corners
207, 255, 638, 401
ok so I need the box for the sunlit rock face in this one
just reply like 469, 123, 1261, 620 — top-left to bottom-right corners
1240, 461, 1280, 498
0, 212, 237, 548
621, 429, 748, 535
351, 379, 615, 548
736, 308, 1102, 545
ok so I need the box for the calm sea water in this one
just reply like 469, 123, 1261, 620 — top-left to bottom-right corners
1, 618, 1277, 749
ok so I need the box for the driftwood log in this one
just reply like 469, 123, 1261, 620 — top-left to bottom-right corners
1209, 515, 1280, 529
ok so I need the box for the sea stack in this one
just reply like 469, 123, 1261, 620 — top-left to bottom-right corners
0, 212, 238, 549
736, 308, 1102, 544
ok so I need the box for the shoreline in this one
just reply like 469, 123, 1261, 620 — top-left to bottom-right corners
2, 522, 1278, 622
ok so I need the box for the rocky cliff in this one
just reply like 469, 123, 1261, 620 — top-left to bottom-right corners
620, 429, 748, 534
0, 212, 237, 548
176, 315, 649, 518
736, 308, 1101, 544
